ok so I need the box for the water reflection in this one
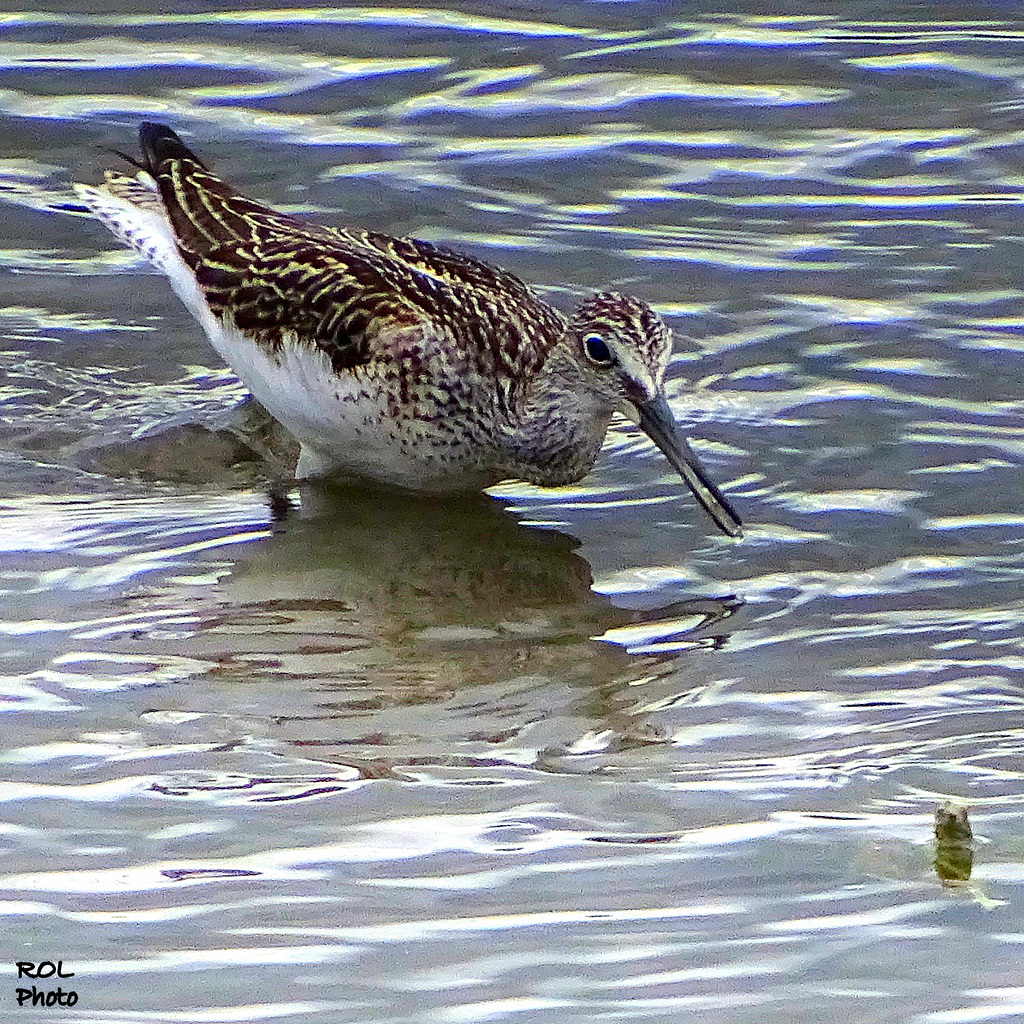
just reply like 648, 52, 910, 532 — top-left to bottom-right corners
179, 482, 741, 767
2, 420, 742, 768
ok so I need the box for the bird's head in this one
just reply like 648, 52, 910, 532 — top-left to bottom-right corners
565, 291, 742, 537
565, 291, 672, 411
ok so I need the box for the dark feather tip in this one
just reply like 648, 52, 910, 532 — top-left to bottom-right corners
138, 121, 208, 174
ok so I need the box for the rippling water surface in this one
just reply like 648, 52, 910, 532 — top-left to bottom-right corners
2, 2, 1024, 1021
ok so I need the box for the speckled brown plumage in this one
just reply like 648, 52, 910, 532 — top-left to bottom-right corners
76, 122, 743, 536
143, 124, 563, 386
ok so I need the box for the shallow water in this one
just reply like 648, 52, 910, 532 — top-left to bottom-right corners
2, 2, 1024, 1021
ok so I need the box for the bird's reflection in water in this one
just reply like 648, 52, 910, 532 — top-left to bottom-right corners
187, 481, 740, 766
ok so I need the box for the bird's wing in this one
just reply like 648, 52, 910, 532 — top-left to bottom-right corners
137, 122, 564, 374
192, 235, 439, 372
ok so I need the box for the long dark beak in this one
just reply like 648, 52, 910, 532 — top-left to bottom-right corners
636, 393, 743, 538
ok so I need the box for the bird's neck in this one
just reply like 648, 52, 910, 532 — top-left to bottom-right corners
501, 345, 614, 487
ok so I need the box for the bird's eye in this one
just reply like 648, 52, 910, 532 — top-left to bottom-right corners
583, 332, 614, 367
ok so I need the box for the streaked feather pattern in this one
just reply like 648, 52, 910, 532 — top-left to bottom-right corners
75, 122, 743, 535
